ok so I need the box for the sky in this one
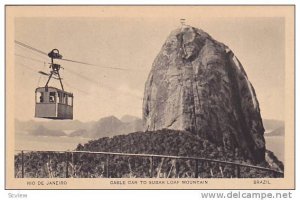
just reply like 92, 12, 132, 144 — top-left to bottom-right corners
14, 16, 285, 122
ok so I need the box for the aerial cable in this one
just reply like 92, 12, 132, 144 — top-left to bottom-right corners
15, 40, 137, 71
15, 56, 177, 104
15, 40, 48, 56
16, 60, 171, 104
14, 40, 170, 103
60, 58, 129, 71
15, 45, 49, 59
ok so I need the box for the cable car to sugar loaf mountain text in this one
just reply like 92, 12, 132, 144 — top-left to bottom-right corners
35, 49, 74, 120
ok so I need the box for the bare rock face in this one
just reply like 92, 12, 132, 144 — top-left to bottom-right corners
143, 26, 266, 162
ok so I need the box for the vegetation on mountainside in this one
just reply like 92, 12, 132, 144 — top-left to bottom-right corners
15, 129, 283, 178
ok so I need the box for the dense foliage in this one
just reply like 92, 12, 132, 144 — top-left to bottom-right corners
15, 129, 283, 178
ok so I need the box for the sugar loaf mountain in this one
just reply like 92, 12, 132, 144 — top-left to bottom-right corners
143, 26, 266, 162
15, 26, 284, 178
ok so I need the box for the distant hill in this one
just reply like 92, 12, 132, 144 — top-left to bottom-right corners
263, 119, 284, 132
262, 119, 284, 136
266, 126, 285, 136
15, 115, 143, 138
120, 115, 141, 123
16, 118, 284, 139
15, 119, 87, 131
86, 115, 143, 138
31, 125, 66, 137
88, 116, 124, 138
15, 119, 37, 131
69, 129, 89, 138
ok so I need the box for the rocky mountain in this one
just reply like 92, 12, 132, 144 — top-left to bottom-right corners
143, 25, 266, 162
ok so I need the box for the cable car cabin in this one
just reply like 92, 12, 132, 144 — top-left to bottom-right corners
35, 87, 73, 120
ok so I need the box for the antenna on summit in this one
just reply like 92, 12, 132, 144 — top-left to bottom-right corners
180, 18, 188, 30
180, 18, 186, 27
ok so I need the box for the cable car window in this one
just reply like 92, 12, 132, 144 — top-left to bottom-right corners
57, 92, 62, 104
57, 92, 60, 103
61, 92, 65, 104
37, 92, 44, 103
63, 93, 67, 104
49, 92, 56, 103
68, 96, 73, 106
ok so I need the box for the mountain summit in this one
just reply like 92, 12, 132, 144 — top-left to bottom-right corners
143, 25, 266, 162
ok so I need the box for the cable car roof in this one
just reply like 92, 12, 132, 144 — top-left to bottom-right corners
35, 86, 73, 96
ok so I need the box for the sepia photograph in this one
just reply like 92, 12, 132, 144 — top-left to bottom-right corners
5, 5, 295, 189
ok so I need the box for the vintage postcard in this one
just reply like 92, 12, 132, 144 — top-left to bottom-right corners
5, 5, 295, 189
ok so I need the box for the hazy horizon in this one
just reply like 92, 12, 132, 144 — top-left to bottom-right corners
14, 116, 285, 123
